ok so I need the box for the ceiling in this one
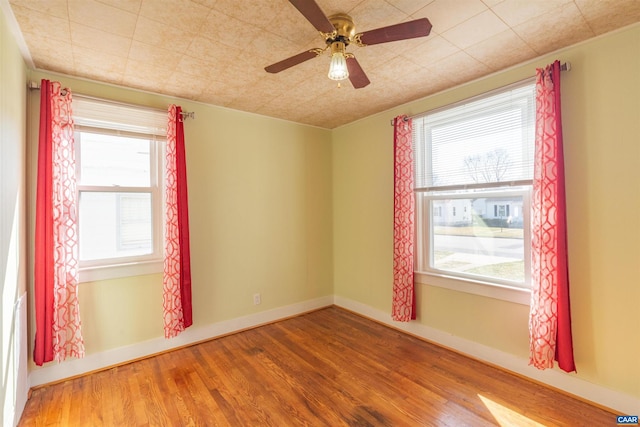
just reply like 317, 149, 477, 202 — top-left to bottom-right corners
6, 0, 640, 129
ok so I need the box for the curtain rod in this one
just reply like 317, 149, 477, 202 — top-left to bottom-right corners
27, 80, 196, 120
390, 61, 571, 126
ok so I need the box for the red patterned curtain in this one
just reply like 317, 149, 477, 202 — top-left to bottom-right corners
392, 115, 416, 322
163, 105, 193, 338
529, 61, 575, 372
34, 80, 84, 365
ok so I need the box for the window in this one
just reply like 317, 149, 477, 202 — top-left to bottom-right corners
413, 81, 535, 302
73, 97, 167, 281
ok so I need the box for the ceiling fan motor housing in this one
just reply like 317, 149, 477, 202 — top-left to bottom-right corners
327, 13, 356, 46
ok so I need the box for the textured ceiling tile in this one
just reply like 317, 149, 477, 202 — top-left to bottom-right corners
575, 0, 640, 35
261, 55, 331, 88
201, 73, 265, 105
95, 0, 142, 14
481, 0, 504, 7
350, 45, 397, 72
185, 36, 240, 64
210, 0, 288, 29
128, 40, 178, 67
198, 74, 239, 102
68, 0, 137, 38
372, 31, 434, 58
412, 73, 457, 98
442, 10, 509, 49
465, 29, 536, 70
406, 35, 459, 67
199, 9, 263, 49
26, 36, 74, 74
25, 34, 74, 66
73, 45, 127, 83
254, 102, 302, 123
223, 58, 270, 87
318, 0, 368, 16
215, 86, 268, 111
371, 55, 428, 83
123, 58, 175, 89
9, 0, 69, 19
9, 4, 71, 43
259, 92, 305, 113
412, 0, 488, 33
122, 76, 171, 94
266, 5, 320, 48
70, 22, 132, 57
133, 16, 194, 53
226, 71, 269, 92
275, 104, 323, 126
279, 80, 332, 106
175, 54, 228, 81
359, 81, 409, 111
246, 31, 305, 62
349, 0, 408, 31
513, 2, 594, 55
491, 0, 573, 27
191, 0, 215, 8
164, 70, 211, 100
391, 0, 436, 16
426, 51, 492, 85
35, 59, 76, 76
398, 58, 455, 93
139, 0, 210, 33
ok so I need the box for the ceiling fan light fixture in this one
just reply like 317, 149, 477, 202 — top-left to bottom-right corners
328, 41, 349, 81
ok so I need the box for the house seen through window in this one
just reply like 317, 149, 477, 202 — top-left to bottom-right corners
413, 81, 535, 289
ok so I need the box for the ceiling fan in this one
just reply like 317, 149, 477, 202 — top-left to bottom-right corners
264, 0, 432, 89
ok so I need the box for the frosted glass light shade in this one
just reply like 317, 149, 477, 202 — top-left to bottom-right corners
328, 53, 349, 81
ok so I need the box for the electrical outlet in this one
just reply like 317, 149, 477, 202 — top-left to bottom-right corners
253, 293, 261, 305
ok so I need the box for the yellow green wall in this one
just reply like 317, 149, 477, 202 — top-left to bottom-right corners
1, 4, 27, 425
25, 70, 334, 359
332, 24, 640, 400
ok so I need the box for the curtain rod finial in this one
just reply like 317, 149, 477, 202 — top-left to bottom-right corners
180, 111, 195, 121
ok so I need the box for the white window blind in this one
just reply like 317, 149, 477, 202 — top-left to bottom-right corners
73, 96, 167, 136
413, 82, 535, 192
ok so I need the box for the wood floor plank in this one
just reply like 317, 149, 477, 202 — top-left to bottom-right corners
18, 307, 616, 426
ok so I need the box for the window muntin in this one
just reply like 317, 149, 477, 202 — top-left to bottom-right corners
413, 82, 535, 290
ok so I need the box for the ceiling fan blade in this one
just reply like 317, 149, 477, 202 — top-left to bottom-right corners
346, 56, 370, 89
355, 18, 432, 46
265, 49, 321, 73
288, 0, 335, 33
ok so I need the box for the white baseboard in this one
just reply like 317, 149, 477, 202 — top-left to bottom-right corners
333, 295, 640, 415
28, 295, 334, 388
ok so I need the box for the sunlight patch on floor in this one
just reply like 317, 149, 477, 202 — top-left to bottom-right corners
478, 394, 545, 427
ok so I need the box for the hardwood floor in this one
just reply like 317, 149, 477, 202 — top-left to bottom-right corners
19, 307, 615, 426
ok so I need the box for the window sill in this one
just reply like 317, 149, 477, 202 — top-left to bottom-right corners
414, 271, 531, 305
79, 260, 163, 283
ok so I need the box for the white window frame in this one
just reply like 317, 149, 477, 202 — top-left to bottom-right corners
73, 98, 166, 282
412, 80, 535, 305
